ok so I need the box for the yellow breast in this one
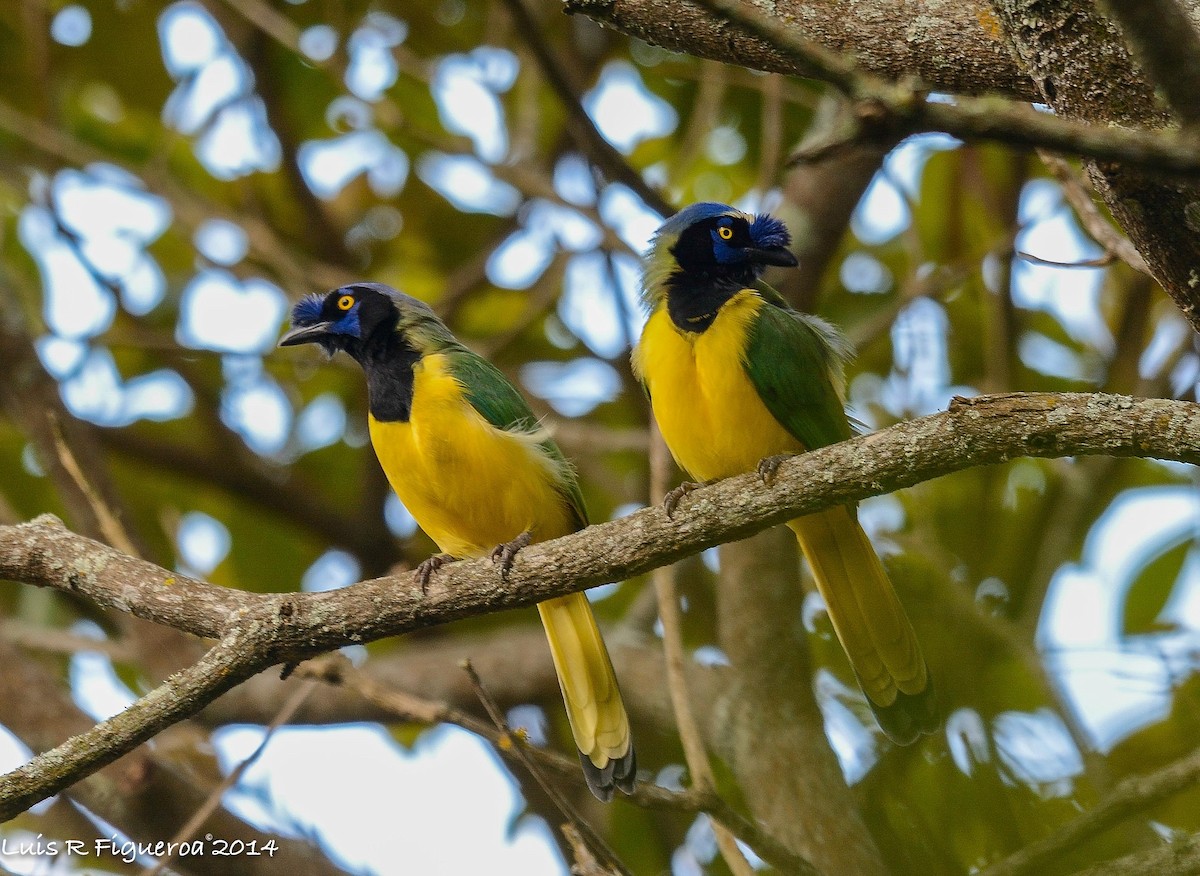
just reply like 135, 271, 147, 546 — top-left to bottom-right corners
633, 291, 802, 482
368, 353, 576, 558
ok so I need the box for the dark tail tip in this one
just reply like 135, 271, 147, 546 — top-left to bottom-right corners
579, 746, 638, 802
860, 669, 939, 746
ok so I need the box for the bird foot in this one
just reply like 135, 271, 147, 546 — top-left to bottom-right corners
756, 453, 796, 486
663, 481, 710, 519
415, 553, 455, 594
490, 531, 532, 580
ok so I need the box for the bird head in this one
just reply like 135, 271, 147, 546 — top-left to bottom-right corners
642, 202, 798, 304
278, 282, 446, 359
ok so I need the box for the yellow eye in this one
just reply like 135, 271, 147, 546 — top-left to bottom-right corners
337, 294, 355, 311
717, 226, 733, 240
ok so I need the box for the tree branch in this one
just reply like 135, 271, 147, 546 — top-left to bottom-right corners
3, 392, 1200, 817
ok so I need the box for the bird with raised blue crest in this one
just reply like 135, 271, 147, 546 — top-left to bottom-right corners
279, 282, 636, 800
632, 203, 937, 744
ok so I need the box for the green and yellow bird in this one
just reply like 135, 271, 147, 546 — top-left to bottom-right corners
280, 283, 636, 799
632, 203, 936, 743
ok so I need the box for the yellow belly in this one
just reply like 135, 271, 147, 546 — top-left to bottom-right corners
633, 292, 802, 481
368, 353, 576, 558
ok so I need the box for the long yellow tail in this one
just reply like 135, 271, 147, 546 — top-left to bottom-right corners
789, 505, 936, 744
537, 592, 636, 800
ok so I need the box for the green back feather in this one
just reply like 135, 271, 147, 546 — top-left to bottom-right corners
443, 349, 589, 531
743, 294, 855, 452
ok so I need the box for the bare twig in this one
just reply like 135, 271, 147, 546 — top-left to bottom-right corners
649, 424, 754, 876
143, 679, 319, 876
463, 660, 633, 876
981, 745, 1200, 876
298, 655, 811, 872
498, 0, 674, 217
1037, 152, 1151, 276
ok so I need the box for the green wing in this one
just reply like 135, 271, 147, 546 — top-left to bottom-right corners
743, 297, 855, 451
444, 348, 588, 530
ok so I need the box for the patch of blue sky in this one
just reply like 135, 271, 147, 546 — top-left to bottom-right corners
1013, 178, 1112, 349
584, 61, 678, 153
177, 511, 232, 575
159, 3, 280, 178
178, 270, 287, 354
1018, 332, 1094, 381
51, 167, 170, 313
51, 4, 91, 46
559, 251, 644, 358
946, 707, 990, 778
195, 218, 249, 265
554, 154, 597, 206
296, 392, 347, 452
220, 373, 292, 456
433, 50, 516, 162
20, 208, 113, 338
35, 335, 88, 379
344, 12, 406, 102
673, 815, 718, 875
1140, 315, 1190, 381
840, 251, 893, 295
299, 24, 338, 63
69, 632, 137, 722
384, 493, 419, 538
487, 227, 556, 289
212, 724, 564, 875
852, 133, 960, 244
528, 200, 603, 252
1040, 486, 1200, 748
992, 709, 1083, 791
417, 153, 521, 215
599, 184, 663, 254
302, 550, 361, 593
165, 54, 243, 133
59, 349, 193, 426
878, 298, 955, 417
0, 728, 32, 783
507, 704, 549, 747
159, 2, 221, 76
488, 200, 602, 290
815, 668, 878, 784
299, 130, 409, 198
520, 358, 621, 417
705, 125, 747, 166
196, 99, 282, 180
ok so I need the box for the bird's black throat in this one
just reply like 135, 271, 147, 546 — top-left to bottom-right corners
349, 329, 422, 422
664, 269, 757, 333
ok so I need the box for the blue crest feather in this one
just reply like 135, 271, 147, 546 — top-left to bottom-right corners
749, 213, 790, 249
291, 293, 326, 326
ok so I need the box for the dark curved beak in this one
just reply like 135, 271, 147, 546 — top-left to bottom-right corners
747, 246, 799, 268
278, 322, 333, 347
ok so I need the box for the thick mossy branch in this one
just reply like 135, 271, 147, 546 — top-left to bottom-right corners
2, 392, 1200, 818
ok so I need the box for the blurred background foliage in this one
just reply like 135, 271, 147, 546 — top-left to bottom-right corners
1, 1, 1199, 874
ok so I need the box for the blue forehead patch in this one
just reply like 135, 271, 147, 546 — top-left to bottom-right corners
749, 213, 790, 249
291, 293, 326, 326
658, 202, 738, 237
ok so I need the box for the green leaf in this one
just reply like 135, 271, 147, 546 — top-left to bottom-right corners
1122, 537, 1190, 636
